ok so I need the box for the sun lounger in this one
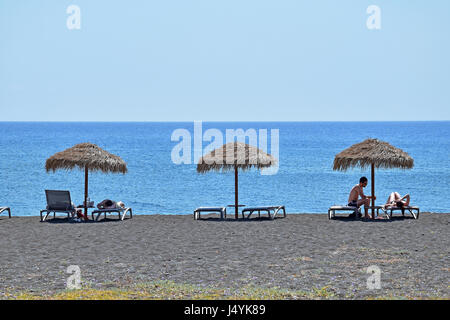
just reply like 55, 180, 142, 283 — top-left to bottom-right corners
92, 207, 133, 221
381, 206, 420, 219
242, 206, 286, 220
0, 207, 11, 218
194, 207, 227, 220
40, 190, 76, 222
328, 205, 361, 219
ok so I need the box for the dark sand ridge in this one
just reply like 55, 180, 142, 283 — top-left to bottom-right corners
0, 213, 448, 299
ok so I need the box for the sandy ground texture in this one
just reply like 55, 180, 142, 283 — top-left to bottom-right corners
0, 212, 448, 299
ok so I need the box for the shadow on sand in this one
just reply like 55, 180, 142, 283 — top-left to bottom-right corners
330, 215, 416, 223
41, 217, 131, 224
194, 216, 286, 222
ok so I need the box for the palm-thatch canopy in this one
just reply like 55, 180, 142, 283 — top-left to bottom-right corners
333, 139, 413, 171
197, 141, 277, 173
197, 142, 277, 219
46, 143, 127, 174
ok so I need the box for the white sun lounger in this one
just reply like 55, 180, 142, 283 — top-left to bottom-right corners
92, 207, 133, 221
0, 207, 11, 218
380, 206, 420, 220
194, 207, 227, 220
328, 205, 361, 220
242, 206, 286, 220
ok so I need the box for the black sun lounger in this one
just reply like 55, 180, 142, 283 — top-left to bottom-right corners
0, 207, 11, 218
194, 207, 227, 220
242, 206, 286, 220
40, 190, 76, 222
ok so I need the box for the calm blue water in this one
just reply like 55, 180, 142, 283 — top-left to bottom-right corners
0, 122, 449, 216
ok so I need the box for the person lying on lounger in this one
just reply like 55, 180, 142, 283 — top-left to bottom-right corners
97, 199, 125, 210
382, 192, 410, 212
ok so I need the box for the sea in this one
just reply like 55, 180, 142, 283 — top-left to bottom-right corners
0, 121, 448, 216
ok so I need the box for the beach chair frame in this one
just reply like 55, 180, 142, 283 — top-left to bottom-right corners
381, 206, 420, 220
92, 207, 133, 221
328, 206, 361, 219
0, 207, 11, 218
242, 206, 286, 220
194, 207, 227, 220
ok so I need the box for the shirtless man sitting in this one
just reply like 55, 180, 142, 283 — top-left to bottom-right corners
348, 176, 376, 219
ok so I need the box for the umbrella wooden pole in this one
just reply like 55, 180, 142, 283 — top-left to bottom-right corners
234, 165, 238, 219
84, 165, 89, 221
371, 163, 375, 219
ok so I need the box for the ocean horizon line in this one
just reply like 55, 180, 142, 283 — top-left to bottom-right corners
1, 120, 449, 123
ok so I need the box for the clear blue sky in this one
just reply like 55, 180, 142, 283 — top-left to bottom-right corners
1, 0, 449, 121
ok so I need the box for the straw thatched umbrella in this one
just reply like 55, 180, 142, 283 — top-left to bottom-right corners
46, 143, 127, 220
197, 141, 277, 219
333, 138, 413, 218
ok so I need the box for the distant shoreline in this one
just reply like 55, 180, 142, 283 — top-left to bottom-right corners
2, 211, 448, 218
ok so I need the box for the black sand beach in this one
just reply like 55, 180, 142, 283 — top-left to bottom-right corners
0, 213, 448, 299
